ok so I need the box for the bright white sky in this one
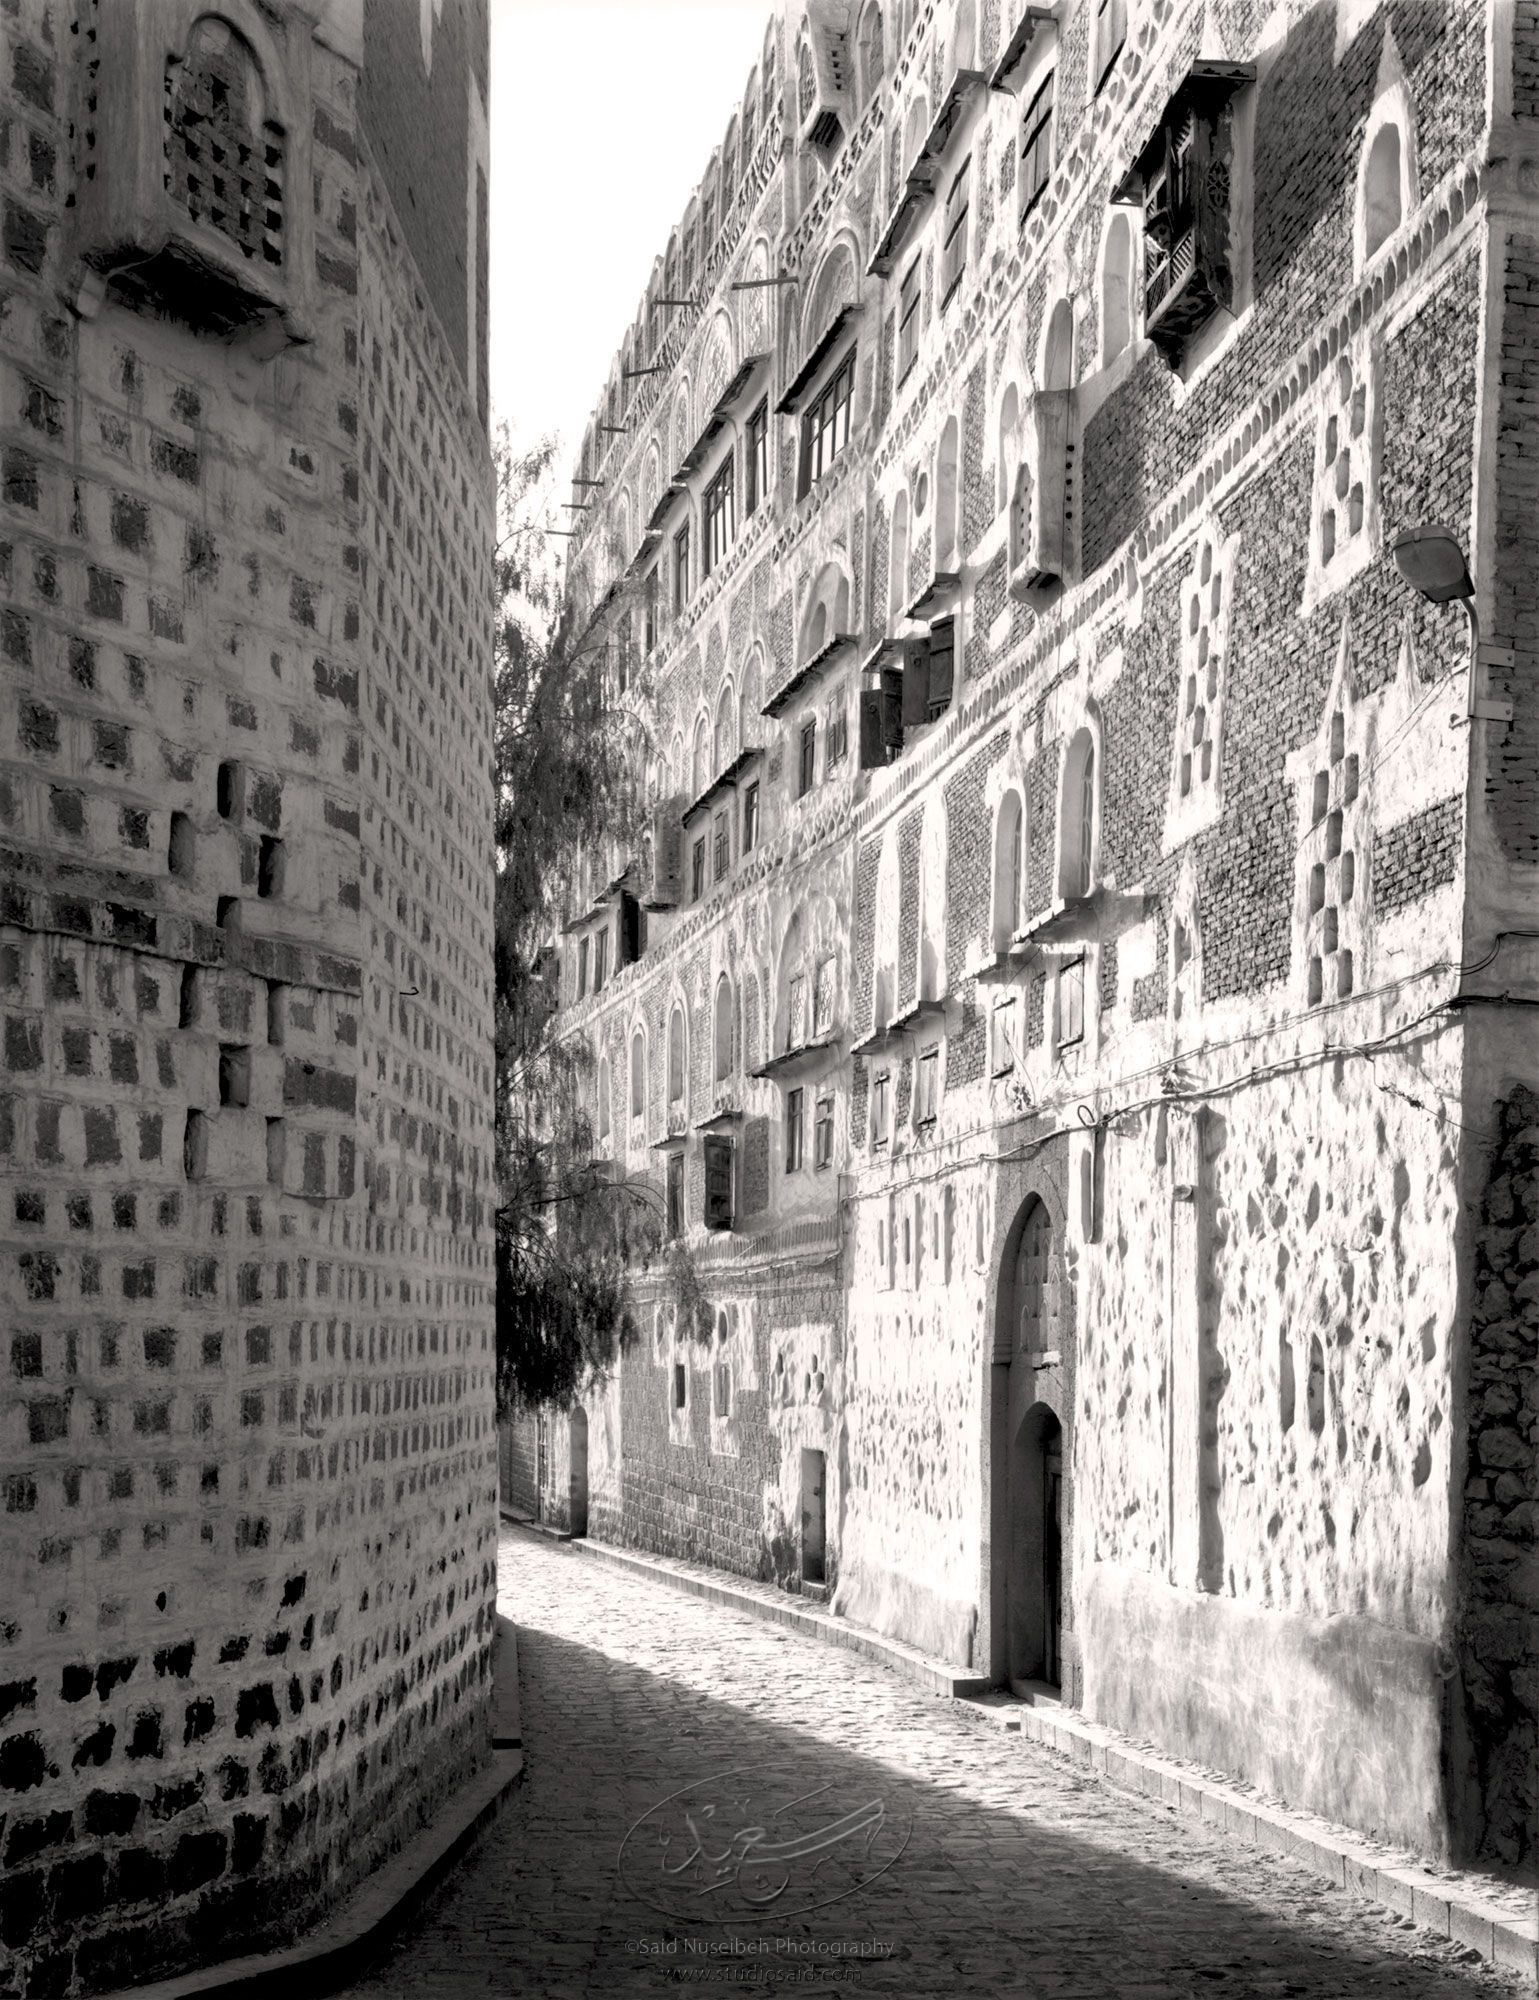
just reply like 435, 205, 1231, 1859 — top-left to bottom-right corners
489, 0, 772, 476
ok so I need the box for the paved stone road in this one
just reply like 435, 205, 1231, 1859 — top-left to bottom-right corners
345, 1527, 1525, 2000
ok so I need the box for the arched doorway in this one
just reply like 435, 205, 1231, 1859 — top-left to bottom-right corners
994, 1195, 1068, 1692
568, 1409, 589, 1539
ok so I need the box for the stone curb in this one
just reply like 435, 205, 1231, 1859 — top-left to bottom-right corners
500, 1504, 571, 1542
549, 1531, 1536, 1982
959, 1697, 1537, 1981
94, 1621, 526, 2000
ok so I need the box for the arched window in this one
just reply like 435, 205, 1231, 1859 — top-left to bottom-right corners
858, 3, 884, 102
1043, 298, 1074, 391
889, 490, 910, 625
762, 26, 778, 122
722, 118, 738, 199
1058, 727, 1097, 901
630, 1030, 646, 1118
742, 83, 757, 163
935, 417, 960, 570
165, 18, 285, 268
993, 790, 1025, 948
692, 715, 709, 799
597, 1056, 612, 1144
738, 648, 764, 751
797, 38, 817, 124
1362, 121, 1402, 259
1101, 213, 1133, 363
997, 383, 1020, 512
667, 1004, 686, 1104
714, 681, 735, 773
713, 976, 734, 1082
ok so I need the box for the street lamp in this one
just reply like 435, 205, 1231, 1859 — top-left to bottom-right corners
1391, 525, 1509, 722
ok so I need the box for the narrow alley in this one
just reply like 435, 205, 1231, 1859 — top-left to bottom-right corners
344, 1530, 1524, 2000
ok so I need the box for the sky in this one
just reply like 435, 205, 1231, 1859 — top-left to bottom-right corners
489, 0, 773, 476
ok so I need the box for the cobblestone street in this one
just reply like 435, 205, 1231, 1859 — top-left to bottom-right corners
344, 1527, 1526, 2000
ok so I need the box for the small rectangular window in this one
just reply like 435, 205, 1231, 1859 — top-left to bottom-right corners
898, 260, 921, 382
703, 1134, 734, 1230
785, 1087, 805, 1171
812, 955, 834, 1037
742, 781, 760, 854
942, 158, 971, 305
576, 937, 589, 1000
691, 837, 706, 902
814, 1096, 834, 1169
1020, 71, 1056, 219
788, 972, 808, 1051
991, 995, 1017, 1075
643, 569, 658, 653
674, 522, 691, 610
798, 718, 817, 798
916, 1048, 939, 1125
871, 1070, 891, 1149
666, 1148, 685, 1238
593, 929, 608, 993
714, 1360, 731, 1418
713, 809, 730, 882
673, 1359, 687, 1409
745, 401, 770, 516
704, 455, 735, 574
1059, 955, 1086, 1047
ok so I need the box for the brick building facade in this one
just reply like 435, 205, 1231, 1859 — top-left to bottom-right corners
0, 0, 496, 1989
543, 0, 1538, 1871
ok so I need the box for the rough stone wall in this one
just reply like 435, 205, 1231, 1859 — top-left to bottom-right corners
539, 0, 1517, 1866
1454, 1081, 1538, 1871
0, 6, 495, 1992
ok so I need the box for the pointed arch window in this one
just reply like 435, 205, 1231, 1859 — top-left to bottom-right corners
858, 3, 885, 103
668, 1004, 687, 1105
713, 977, 734, 1082
1058, 728, 1097, 902
597, 1057, 612, 1145
1101, 211, 1133, 362
993, 790, 1025, 948
630, 1030, 646, 1119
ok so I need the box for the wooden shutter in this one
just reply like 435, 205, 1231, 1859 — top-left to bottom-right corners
859, 686, 885, 767
927, 619, 955, 714
901, 645, 931, 728
703, 1135, 734, 1230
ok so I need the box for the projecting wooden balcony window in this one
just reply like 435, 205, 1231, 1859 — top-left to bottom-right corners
1112, 62, 1254, 367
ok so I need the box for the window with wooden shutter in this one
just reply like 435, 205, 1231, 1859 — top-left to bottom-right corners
899, 260, 921, 382
859, 669, 904, 767
926, 618, 955, 719
703, 1135, 735, 1230
1020, 70, 1055, 221
665, 1148, 685, 1237
941, 159, 970, 306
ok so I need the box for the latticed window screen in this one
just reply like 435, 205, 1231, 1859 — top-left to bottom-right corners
1176, 536, 1228, 804
164, 19, 284, 268
1304, 711, 1362, 1006
1317, 355, 1370, 569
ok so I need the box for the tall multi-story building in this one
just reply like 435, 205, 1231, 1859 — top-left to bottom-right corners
0, 1, 497, 1989
548, 0, 1535, 1869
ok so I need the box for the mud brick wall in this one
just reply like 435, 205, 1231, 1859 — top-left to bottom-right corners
0, 4, 496, 1992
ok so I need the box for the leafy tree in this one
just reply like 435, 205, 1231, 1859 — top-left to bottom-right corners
490, 426, 706, 1413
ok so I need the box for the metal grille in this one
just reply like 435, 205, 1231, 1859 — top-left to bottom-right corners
165, 19, 283, 268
